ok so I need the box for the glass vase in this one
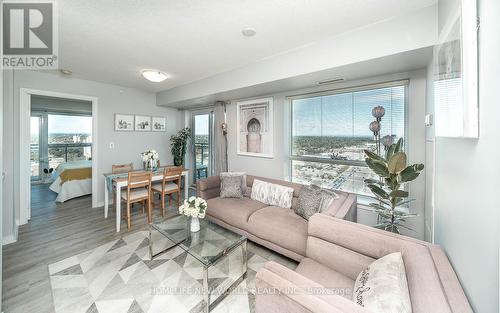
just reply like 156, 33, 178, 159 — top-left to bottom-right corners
190, 217, 200, 232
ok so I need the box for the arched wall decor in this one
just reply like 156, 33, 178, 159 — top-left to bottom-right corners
236, 97, 274, 158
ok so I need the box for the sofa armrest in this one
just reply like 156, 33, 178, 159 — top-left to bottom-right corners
196, 176, 221, 200
322, 192, 357, 222
255, 261, 371, 313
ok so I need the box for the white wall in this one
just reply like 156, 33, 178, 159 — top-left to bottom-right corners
225, 69, 428, 239
432, 0, 500, 312
2, 70, 181, 241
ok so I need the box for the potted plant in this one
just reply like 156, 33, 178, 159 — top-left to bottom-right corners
363, 138, 424, 234
170, 128, 191, 167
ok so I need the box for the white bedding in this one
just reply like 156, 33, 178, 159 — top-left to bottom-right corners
49, 160, 92, 202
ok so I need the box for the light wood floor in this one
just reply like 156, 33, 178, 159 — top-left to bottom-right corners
2, 184, 184, 313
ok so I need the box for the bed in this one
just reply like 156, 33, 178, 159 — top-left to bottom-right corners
49, 160, 92, 202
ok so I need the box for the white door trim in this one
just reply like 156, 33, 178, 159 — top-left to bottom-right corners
19, 88, 99, 225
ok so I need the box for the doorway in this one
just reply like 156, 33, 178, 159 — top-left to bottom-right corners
191, 110, 214, 184
19, 89, 98, 226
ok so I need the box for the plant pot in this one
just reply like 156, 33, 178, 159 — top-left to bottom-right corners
190, 217, 200, 232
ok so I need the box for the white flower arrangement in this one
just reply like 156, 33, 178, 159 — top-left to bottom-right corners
141, 149, 159, 162
179, 196, 207, 218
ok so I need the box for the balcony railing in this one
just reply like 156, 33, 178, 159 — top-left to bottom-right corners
31, 143, 92, 177
194, 142, 209, 179
194, 142, 209, 165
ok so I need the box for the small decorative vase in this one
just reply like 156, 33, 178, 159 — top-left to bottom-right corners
190, 217, 200, 232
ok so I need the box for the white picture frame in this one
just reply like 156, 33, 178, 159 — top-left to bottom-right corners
134, 115, 151, 131
151, 116, 167, 132
433, 0, 478, 138
114, 113, 134, 131
236, 97, 274, 158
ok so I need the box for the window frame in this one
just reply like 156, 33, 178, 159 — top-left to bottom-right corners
288, 80, 410, 195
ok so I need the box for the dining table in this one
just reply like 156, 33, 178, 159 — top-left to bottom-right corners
103, 167, 189, 232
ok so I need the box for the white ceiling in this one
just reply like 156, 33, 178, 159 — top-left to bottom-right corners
56, 0, 436, 92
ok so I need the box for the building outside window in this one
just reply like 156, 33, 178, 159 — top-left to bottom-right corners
30, 113, 92, 180
290, 82, 407, 196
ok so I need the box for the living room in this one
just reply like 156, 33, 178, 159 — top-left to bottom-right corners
1, 0, 499, 313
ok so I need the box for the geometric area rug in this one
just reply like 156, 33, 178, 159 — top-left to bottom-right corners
48, 230, 297, 313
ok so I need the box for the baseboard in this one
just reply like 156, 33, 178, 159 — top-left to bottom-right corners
3, 234, 16, 245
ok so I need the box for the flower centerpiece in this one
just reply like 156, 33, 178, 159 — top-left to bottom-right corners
179, 196, 207, 232
141, 149, 159, 171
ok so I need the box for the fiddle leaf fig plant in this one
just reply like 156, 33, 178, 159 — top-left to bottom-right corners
364, 138, 424, 234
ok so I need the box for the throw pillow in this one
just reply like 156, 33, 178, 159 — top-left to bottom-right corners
250, 179, 294, 208
293, 185, 323, 220
220, 175, 243, 198
220, 172, 247, 194
353, 252, 412, 313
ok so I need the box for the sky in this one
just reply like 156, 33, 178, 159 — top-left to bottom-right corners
292, 86, 405, 138
194, 114, 209, 135
31, 114, 93, 134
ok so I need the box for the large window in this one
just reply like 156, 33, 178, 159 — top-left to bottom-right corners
290, 82, 407, 196
47, 114, 92, 170
31, 112, 92, 180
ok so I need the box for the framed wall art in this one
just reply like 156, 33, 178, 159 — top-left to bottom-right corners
135, 115, 151, 131
236, 97, 274, 158
151, 116, 166, 132
114, 113, 134, 131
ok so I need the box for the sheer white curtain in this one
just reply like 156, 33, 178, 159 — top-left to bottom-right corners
213, 101, 228, 175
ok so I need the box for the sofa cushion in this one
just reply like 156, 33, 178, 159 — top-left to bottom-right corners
248, 206, 308, 256
247, 175, 303, 197
296, 258, 355, 299
293, 185, 323, 220
220, 175, 243, 198
353, 252, 411, 313
257, 261, 371, 313
220, 172, 247, 194
251, 179, 295, 209
206, 197, 267, 230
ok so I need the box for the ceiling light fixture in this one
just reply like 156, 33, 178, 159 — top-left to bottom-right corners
141, 70, 168, 82
60, 69, 72, 75
242, 27, 256, 37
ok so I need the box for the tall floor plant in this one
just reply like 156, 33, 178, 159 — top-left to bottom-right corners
170, 128, 191, 167
364, 138, 424, 234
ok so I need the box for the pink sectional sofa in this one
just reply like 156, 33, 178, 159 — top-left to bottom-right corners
197, 175, 357, 262
255, 214, 472, 313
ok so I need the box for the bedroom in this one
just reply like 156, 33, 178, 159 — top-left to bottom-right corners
30, 95, 93, 211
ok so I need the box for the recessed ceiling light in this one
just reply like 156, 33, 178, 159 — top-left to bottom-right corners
242, 27, 256, 37
60, 69, 72, 75
141, 70, 168, 82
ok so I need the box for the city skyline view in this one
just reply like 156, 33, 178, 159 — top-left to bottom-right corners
30, 114, 92, 135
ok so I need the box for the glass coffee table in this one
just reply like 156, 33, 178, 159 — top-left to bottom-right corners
149, 214, 248, 313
